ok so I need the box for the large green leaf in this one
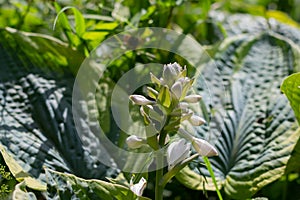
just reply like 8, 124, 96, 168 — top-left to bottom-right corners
0, 144, 46, 191
208, 11, 300, 47
1, 27, 84, 75
281, 72, 300, 124
45, 168, 151, 200
176, 20, 300, 199
0, 28, 114, 183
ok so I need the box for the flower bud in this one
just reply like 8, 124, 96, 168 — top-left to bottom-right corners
130, 95, 155, 105
167, 139, 191, 170
162, 63, 182, 86
177, 77, 191, 86
183, 94, 202, 103
126, 135, 145, 149
178, 102, 189, 109
163, 64, 176, 83
169, 62, 182, 75
180, 109, 194, 122
171, 81, 183, 99
178, 128, 194, 141
177, 77, 194, 99
130, 177, 147, 196
189, 115, 206, 126
192, 138, 218, 157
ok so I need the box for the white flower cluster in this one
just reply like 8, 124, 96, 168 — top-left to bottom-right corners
127, 62, 218, 171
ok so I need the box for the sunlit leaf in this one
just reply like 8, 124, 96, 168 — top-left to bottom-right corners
53, 3, 85, 46
0, 145, 46, 191
281, 72, 300, 124
266, 10, 300, 29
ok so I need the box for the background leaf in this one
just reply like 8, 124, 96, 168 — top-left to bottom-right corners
45, 168, 151, 200
0, 144, 46, 191
281, 72, 300, 124
176, 13, 300, 199
0, 28, 115, 184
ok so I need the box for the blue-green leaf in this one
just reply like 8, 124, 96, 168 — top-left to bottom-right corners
45, 169, 151, 200
176, 13, 300, 199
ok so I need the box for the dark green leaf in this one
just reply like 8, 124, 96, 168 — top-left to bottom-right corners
0, 28, 111, 183
45, 168, 151, 200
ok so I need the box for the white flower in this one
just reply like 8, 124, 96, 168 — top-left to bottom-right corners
129, 95, 155, 105
189, 115, 206, 126
178, 128, 218, 157
183, 94, 202, 103
167, 139, 191, 170
178, 128, 194, 141
126, 135, 145, 149
177, 77, 191, 87
162, 63, 183, 86
168, 62, 182, 75
180, 109, 194, 122
171, 81, 183, 99
192, 138, 218, 157
178, 102, 189, 109
130, 177, 147, 196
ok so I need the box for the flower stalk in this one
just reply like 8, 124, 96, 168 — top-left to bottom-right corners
128, 62, 218, 200
155, 151, 164, 200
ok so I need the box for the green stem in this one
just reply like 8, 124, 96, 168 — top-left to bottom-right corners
155, 151, 164, 200
159, 115, 171, 147
203, 157, 223, 200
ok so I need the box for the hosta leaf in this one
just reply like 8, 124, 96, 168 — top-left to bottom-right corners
208, 11, 300, 50
0, 144, 46, 191
0, 28, 113, 183
45, 168, 151, 200
176, 21, 300, 199
281, 72, 300, 124
266, 10, 300, 29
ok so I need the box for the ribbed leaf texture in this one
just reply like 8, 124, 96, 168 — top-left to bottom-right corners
0, 28, 111, 182
46, 168, 151, 200
177, 13, 300, 199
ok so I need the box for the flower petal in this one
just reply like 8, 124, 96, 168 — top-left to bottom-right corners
192, 138, 218, 157
130, 95, 155, 105
167, 139, 191, 170
130, 177, 147, 196
126, 135, 144, 149
183, 94, 202, 103
189, 115, 206, 126
171, 81, 183, 99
